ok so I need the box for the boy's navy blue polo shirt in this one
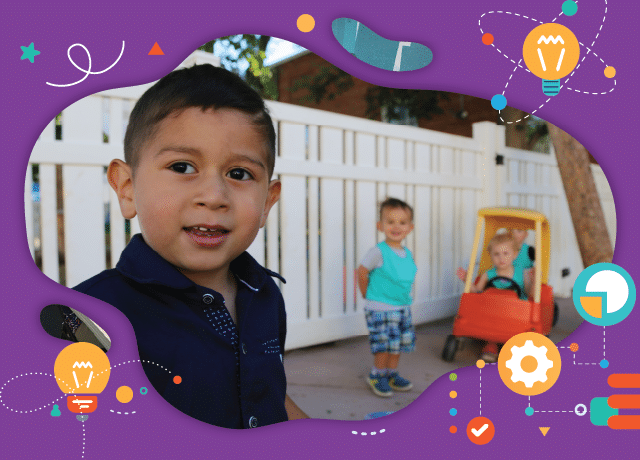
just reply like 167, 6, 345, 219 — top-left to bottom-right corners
74, 234, 288, 429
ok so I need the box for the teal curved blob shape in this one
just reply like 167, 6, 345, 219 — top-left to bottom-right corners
332, 18, 433, 71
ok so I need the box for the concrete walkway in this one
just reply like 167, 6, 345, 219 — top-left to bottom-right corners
284, 297, 582, 420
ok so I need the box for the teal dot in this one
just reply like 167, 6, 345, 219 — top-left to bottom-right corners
525, 407, 534, 416
449, 373, 457, 381
449, 408, 457, 416
491, 94, 507, 111
600, 359, 609, 368
562, 1, 578, 16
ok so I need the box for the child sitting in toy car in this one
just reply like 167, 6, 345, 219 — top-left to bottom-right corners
456, 232, 531, 362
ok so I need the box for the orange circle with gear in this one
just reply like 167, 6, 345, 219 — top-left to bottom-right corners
497, 332, 561, 396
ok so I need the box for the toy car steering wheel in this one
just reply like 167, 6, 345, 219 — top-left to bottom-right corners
485, 276, 523, 299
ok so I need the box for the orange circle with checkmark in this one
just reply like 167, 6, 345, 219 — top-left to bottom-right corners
466, 416, 495, 445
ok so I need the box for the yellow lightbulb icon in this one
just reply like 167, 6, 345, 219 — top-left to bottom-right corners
523, 23, 580, 96
54, 342, 111, 421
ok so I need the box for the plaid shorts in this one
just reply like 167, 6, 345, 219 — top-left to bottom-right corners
365, 307, 415, 354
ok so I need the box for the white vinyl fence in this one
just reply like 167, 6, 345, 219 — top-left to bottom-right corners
25, 55, 616, 350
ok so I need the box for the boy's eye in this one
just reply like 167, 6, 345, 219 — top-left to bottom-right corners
227, 168, 253, 181
169, 162, 196, 174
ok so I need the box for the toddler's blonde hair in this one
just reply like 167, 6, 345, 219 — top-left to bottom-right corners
487, 233, 518, 253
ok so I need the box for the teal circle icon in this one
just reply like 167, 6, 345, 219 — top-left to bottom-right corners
572, 263, 636, 326
525, 407, 534, 416
562, 1, 578, 16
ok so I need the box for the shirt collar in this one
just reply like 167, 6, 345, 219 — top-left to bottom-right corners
116, 234, 285, 291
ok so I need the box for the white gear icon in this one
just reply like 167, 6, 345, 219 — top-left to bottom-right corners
505, 340, 554, 388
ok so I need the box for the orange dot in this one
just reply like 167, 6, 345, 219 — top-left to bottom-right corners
482, 33, 494, 45
297, 14, 315, 33
604, 66, 616, 78
450, 391, 457, 398
450, 426, 457, 433
173, 375, 182, 384
476, 359, 486, 369
570, 343, 579, 352
115, 386, 133, 403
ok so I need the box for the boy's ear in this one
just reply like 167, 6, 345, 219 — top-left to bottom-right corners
376, 221, 383, 232
107, 159, 137, 219
259, 179, 281, 228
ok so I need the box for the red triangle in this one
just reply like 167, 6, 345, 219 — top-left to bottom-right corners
148, 42, 164, 56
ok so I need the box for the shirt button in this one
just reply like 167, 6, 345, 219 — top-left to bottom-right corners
202, 294, 214, 305
248, 416, 258, 428
241, 343, 247, 354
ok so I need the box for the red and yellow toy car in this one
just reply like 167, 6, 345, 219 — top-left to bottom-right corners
442, 207, 557, 362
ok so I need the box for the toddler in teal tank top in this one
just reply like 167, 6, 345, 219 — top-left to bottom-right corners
357, 198, 417, 397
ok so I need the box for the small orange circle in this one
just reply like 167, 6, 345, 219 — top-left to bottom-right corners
450, 391, 457, 398
570, 343, 579, 352
476, 359, 486, 369
604, 66, 616, 78
450, 426, 457, 434
297, 14, 315, 33
482, 33, 494, 45
115, 386, 133, 403
173, 375, 182, 384
521, 355, 538, 373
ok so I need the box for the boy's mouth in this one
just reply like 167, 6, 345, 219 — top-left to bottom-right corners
184, 225, 230, 247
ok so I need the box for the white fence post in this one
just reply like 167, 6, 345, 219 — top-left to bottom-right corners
473, 122, 499, 207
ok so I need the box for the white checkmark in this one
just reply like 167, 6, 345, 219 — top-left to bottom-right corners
471, 423, 489, 437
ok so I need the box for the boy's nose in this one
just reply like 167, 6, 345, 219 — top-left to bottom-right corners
193, 175, 230, 209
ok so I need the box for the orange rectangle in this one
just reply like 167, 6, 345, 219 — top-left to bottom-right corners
608, 395, 640, 409
608, 415, 640, 430
67, 395, 97, 414
608, 374, 640, 388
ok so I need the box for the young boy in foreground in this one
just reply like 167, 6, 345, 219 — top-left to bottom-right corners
357, 198, 417, 397
75, 64, 307, 428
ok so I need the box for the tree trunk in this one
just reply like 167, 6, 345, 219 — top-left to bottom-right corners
547, 123, 613, 266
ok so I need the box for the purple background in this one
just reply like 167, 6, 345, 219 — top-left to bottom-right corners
2, 1, 638, 458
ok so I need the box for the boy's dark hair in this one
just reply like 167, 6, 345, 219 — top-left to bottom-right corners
124, 64, 276, 176
379, 197, 414, 221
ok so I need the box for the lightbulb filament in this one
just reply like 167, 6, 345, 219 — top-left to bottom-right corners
72, 370, 80, 389
86, 371, 94, 389
556, 48, 565, 71
537, 35, 565, 45
537, 48, 546, 71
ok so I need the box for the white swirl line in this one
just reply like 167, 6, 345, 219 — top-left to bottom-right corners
1, 372, 67, 413
46, 41, 125, 87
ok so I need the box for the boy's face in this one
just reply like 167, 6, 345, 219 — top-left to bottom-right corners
489, 242, 516, 270
512, 229, 528, 246
110, 107, 280, 283
377, 206, 414, 246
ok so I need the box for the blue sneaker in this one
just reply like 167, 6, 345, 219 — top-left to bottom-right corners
366, 373, 393, 397
388, 372, 413, 391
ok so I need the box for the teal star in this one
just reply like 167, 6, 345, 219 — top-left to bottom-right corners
20, 43, 41, 63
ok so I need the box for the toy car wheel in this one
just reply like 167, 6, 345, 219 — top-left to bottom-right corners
442, 335, 459, 362
553, 302, 560, 326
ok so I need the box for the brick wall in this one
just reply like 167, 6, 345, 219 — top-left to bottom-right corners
276, 52, 499, 138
